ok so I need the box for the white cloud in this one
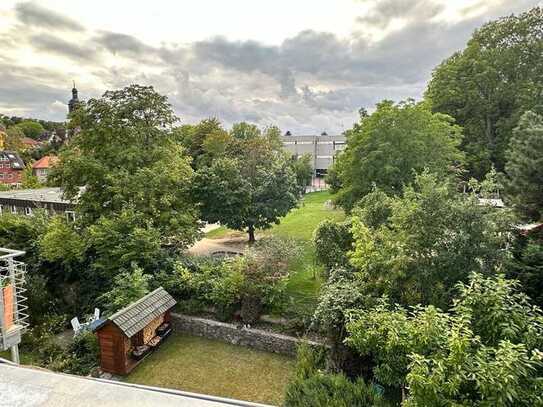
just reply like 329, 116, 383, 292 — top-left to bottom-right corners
0, 0, 540, 132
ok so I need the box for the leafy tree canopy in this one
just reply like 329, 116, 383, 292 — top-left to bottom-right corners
346, 273, 543, 406
349, 171, 515, 308
53, 84, 199, 248
504, 111, 543, 220
192, 122, 299, 242
289, 153, 314, 195
331, 100, 464, 211
15, 120, 46, 139
426, 7, 543, 178
98, 265, 151, 314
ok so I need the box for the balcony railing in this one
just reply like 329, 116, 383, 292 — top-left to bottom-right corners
0, 248, 28, 360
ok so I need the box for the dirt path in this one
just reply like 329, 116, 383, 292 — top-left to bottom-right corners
188, 235, 248, 256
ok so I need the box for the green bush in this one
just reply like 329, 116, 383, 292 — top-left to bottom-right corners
58, 331, 100, 375
284, 373, 384, 407
154, 238, 299, 323
313, 219, 353, 273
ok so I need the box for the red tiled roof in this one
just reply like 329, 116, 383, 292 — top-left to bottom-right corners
22, 137, 41, 147
32, 155, 59, 169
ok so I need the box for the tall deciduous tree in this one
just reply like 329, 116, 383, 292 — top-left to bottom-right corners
193, 122, 298, 243
53, 85, 199, 248
426, 7, 543, 179
349, 172, 514, 308
504, 111, 543, 220
176, 118, 228, 168
331, 100, 463, 211
289, 153, 313, 195
15, 120, 46, 139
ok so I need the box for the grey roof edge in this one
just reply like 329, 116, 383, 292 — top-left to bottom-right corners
0, 362, 274, 407
95, 376, 274, 407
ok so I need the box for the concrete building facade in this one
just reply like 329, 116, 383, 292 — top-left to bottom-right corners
281, 133, 346, 177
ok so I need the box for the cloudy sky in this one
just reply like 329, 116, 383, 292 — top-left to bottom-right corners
0, 0, 540, 133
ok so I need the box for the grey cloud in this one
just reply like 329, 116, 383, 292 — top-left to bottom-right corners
31, 34, 99, 61
2, 0, 541, 133
358, 0, 444, 27
96, 32, 153, 55
194, 37, 278, 73
15, 2, 84, 31
0, 63, 69, 120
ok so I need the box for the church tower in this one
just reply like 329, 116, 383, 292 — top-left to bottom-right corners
68, 81, 80, 114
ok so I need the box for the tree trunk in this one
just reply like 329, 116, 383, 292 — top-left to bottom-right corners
248, 224, 255, 244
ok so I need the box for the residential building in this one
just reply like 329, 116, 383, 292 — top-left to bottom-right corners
32, 155, 59, 183
0, 151, 24, 187
0, 187, 75, 220
281, 132, 346, 177
21, 136, 41, 151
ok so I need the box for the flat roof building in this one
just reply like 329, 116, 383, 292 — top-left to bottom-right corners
0, 187, 75, 219
281, 133, 346, 177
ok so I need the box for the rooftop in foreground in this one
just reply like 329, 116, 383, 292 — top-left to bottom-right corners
0, 361, 271, 407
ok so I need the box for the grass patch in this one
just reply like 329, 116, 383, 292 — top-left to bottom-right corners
126, 333, 295, 405
204, 191, 345, 309
0, 349, 40, 365
205, 226, 243, 239
269, 191, 344, 307
266, 191, 345, 241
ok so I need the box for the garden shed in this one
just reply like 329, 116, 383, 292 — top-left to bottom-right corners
94, 287, 176, 375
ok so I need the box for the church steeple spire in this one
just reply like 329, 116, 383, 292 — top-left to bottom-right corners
68, 81, 80, 113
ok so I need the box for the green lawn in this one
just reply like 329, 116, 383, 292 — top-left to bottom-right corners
0, 349, 40, 365
205, 191, 344, 241
268, 191, 345, 307
204, 191, 345, 308
126, 334, 295, 405
264, 191, 345, 241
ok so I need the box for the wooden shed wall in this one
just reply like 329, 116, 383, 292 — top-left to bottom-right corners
96, 322, 129, 375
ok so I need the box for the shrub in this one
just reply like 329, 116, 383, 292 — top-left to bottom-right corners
238, 237, 299, 323
59, 331, 100, 375
313, 219, 353, 273
284, 372, 384, 407
347, 273, 543, 406
507, 231, 543, 308
98, 265, 151, 314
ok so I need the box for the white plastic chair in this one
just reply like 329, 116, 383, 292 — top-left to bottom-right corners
71, 317, 81, 335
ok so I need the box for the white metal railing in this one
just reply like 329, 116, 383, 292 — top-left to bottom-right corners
0, 248, 27, 362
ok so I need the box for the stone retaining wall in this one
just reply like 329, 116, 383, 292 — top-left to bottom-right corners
171, 313, 325, 356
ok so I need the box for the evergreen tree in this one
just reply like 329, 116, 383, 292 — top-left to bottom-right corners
504, 111, 543, 220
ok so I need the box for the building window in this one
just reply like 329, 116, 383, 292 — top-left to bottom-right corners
65, 211, 76, 222
25, 207, 32, 216
0, 173, 4, 179
11, 206, 17, 214
6, 173, 13, 179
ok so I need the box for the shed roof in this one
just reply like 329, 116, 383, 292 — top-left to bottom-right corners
108, 287, 176, 337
